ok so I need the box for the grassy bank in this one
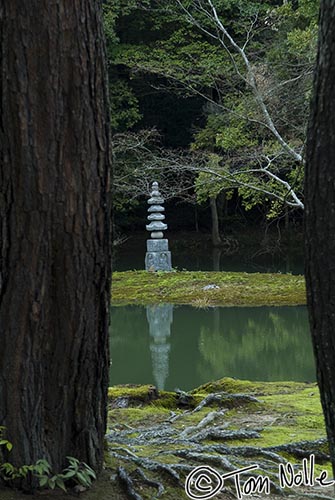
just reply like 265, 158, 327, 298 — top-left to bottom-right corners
112, 270, 306, 307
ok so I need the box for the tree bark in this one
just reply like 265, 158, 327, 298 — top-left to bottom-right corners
305, 0, 335, 474
212, 248, 222, 271
209, 196, 222, 247
0, 0, 112, 476
194, 206, 199, 232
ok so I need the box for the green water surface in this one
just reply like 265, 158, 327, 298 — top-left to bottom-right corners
110, 305, 314, 391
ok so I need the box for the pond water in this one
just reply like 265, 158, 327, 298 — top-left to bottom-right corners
110, 305, 315, 392
113, 233, 304, 275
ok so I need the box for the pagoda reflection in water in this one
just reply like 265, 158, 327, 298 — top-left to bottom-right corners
146, 304, 173, 390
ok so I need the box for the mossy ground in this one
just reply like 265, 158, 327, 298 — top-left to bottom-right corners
105, 378, 331, 499
107, 378, 326, 450
1, 378, 330, 499
111, 271, 306, 307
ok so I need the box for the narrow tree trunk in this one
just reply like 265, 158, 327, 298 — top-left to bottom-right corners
224, 191, 228, 217
305, 0, 335, 474
284, 206, 289, 231
210, 196, 222, 246
0, 0, 112, 476
194, 206, 199, 232
212, 248, 222, 271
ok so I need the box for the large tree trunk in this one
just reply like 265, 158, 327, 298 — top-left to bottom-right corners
0, 0, 112, 476
305, 0, 335, 474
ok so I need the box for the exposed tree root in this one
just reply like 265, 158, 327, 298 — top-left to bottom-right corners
117, 466, 143, 500
180, 409, 227, 437
108, 389, 330, 500
111, 450, 181, 483
133, 468, 165, 497
191, 392, 260, 412
191, 427, 261, 441
267, 439, 329, 461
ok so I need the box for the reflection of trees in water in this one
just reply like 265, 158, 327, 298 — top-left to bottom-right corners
198, 307, 315, 382
110, 306, 145, 345
109, 307, 152, 385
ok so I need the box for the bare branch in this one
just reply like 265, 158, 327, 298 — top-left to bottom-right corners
237, 167, 304, 209
205, 0, 303, 162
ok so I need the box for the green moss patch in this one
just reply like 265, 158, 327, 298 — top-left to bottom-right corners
192, 377, 311, 396
108, 384, 159, 406
112, 270, 306, 307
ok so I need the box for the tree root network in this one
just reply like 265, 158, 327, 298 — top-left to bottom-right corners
107, 389, 330, 500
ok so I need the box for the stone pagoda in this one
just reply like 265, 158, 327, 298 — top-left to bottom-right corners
145, 181, 172, 271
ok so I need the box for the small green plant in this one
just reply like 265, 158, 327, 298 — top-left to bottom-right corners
0, 428, 96, 492
63, 456, 97, 488
0, 430, 35, 483
34, 457, 96, 491
33, 459, 67, 492
0, 426, 13, 452
0, 462, 35, 481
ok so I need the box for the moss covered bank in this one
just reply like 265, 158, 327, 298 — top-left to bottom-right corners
112, 271, 306, 307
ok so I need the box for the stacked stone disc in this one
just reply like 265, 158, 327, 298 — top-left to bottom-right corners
145, 181, 172, 271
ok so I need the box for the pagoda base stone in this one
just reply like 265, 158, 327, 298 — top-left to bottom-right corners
145, 239, 172, 271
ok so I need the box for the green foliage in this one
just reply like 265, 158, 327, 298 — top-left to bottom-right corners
103, 1, 120, 46
103, 0, 145, 134
30, 457, 96, 491
0, 462, 36, 481
194, 154, 234, 202
0, 427, 13, 452
192, 115, 223, 151
109, 80, 142, 132
286, 25, 317, 58
236, 170, 287, 218
215, 123, 257, 150
62, 457, 97, 489
114, 34, 232, 91
103, 0, 151, 46
103, 0, 316, 219
0, 430, 96, 492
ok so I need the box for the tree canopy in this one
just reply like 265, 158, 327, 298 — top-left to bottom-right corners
105, 0, 318, 227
